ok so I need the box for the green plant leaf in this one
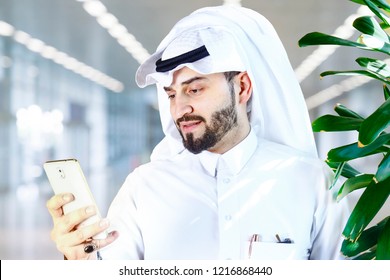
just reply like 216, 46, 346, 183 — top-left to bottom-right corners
356, 57, 390, 77
380, 22, 390, 29
371, 0, 390, 11
330, 161, 346, 190
343, 177, 390, 241
334, 104, 364, 119
358, 97, 390, 146
353, 16, 389, 43
352, 250, 376, 260
337, 174, 374, 202
349, 0, 366, 5
350, 0, 390, 12
327, 133, 390, 162
358, 34, 390, 54
341, 216, 389, 257
377, 217, 390, 259
312, 115, 363, 132
298, 32, 369, 49
376, 152, 390, 182
326, 161, 362, 178
384, 85, 390, 100
299, 31, 390, 55
303, 0, 390, 260
363, 0, 390, 27
321, 70, 390, 84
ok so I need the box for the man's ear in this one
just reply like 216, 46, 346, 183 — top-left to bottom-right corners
237, 71, 252, 104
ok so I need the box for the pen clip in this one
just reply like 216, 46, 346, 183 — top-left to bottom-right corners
275, 234, 293, 243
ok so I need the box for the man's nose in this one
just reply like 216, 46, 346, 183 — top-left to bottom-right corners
174, 94, 194, 119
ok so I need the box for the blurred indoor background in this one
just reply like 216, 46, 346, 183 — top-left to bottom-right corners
0, 0, 388, 259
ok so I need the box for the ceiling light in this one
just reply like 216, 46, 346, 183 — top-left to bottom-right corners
97, 13, 118, 29
83, 0, 107, 17
90, 71, 104, 82
2, 18, 123, 92
40, 45, 58, 59
62, 57, 80, 70
53, 51, 69, 65
126, 47, 150, 64
223, 0, 242, 6
117, 33, 137, 47
0, 21, 15, 36
77, 0, 151, 67
27, 38, 45, 53
14, 30, 31, 44
108, 24, 127, 39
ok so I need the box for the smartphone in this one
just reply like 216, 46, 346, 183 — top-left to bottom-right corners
44, 159, 108, 239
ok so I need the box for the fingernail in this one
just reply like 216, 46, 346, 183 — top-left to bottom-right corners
100, 218, 109, 228
86, 206, 95, 214
63, 194, 73, 202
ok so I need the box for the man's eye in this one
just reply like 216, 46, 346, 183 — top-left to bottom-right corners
189, 88, 202, 95
167, 94, 175, 100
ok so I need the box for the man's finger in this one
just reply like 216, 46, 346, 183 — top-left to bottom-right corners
46, 193, 74, 218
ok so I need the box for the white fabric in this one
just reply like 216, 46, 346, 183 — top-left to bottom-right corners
100, 130, 348, 259
135, 5, 317, 161
99, 5, 350, 260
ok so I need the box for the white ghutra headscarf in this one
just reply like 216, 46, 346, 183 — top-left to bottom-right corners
136, 5, 317, 161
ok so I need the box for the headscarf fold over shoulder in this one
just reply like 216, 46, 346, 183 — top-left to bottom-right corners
136, 5, 318, 161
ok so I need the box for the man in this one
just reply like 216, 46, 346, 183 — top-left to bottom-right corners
47, 5, 348, 260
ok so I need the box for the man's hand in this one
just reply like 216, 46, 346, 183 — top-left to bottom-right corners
46, 193, 118, 260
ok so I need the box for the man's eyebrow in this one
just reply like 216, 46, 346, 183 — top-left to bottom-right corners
163, 76, 208, 92
182, 76, 207, 85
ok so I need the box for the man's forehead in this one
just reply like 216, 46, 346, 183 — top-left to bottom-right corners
172, 66, 207, 80
164, 66, 213, 90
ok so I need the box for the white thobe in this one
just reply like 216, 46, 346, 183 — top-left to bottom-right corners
100, 129, 348, 259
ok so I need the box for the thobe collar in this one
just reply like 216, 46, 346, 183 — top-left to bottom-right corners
198, 128, 257, 177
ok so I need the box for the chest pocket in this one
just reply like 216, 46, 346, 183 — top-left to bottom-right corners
246, 242, 309, 260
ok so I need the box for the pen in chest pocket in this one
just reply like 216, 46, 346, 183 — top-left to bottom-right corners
248, 234, 260, 258
248, 233, 294, 258
275, 234, 293, 243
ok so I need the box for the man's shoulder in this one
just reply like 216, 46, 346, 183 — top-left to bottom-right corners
255, 139, 326, 167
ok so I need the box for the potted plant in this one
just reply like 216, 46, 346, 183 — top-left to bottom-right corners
298, 0, 389, 259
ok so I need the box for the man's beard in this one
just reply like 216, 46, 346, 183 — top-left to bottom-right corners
176, 93, 238, 154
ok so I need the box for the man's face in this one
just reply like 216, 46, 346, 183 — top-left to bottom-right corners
164, 67, 239, 154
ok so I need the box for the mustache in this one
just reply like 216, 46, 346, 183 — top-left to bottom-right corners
176, 115, 206, 127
